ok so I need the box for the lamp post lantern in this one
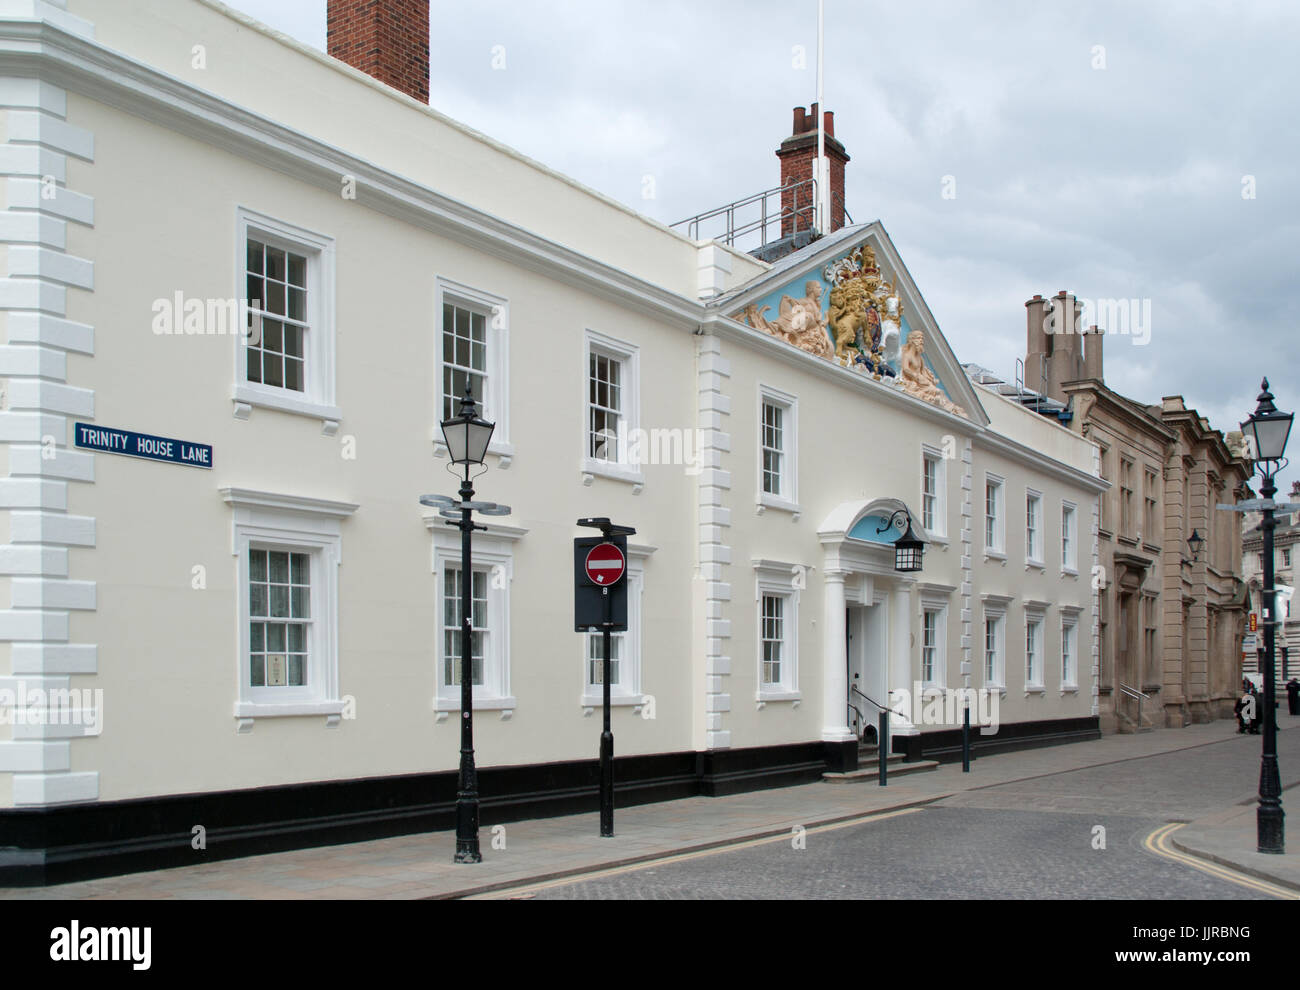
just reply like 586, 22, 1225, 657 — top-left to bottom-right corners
421, 382, 509, 865
1241, 377, 1294, 854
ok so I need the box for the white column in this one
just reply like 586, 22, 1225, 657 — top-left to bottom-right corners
822, 569, 853, 741
890, 581, 917, 732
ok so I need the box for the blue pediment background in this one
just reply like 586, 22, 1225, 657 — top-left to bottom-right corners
738, 238, 957, 403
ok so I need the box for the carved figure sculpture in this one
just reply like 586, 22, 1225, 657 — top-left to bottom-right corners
899, 330, 965, 417
740, 281, 833, 359
827, 276, 871, 365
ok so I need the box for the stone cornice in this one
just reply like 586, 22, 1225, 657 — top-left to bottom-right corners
1062, 380, 1175, 443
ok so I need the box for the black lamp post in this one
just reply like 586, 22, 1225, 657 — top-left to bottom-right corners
1187, 530, 1204, 564
421, 382, 506, 865
1241, 377, 1294, 854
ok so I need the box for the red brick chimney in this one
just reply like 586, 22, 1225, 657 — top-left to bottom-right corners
327, 0, 430, 104
776, 104, 849, 237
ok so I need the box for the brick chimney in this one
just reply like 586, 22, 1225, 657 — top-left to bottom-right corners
328, 0, 430, 104
776, 105, 849, 237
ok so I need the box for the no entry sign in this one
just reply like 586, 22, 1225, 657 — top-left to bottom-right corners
585, 543, 626, 586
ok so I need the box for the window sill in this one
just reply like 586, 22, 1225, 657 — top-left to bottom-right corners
232, 384, 342, 436
582, 460, 645, 492
1061, 685, 1079, 694
984, 550, 1007, 562
582, 694, 645, 712
234, 699, 345, 731
434, 696, 517, 721
1026, 560, 1046, 571
757, 493, 802, 519
1025, 685, 1046, 695
756, 690, 801, 705
1061, 567, 1079, 577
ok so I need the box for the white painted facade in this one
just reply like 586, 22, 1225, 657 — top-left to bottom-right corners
0, 0, 1104, 812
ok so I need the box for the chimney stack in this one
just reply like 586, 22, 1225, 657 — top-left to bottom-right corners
1024, 295, 1050, 394
776, 105, 850, 237
328, 0, 430, 104
1082, 324, 1104, 382
1024, 291, 1084, 402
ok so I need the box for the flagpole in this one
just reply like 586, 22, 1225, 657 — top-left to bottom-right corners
817, 0, 826, 233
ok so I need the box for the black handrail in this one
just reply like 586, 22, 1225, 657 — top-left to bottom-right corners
852, 684, 890, 714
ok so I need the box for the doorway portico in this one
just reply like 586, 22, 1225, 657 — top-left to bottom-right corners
819, 499, 922, 770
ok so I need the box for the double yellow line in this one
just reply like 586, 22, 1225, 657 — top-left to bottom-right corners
1145, 823, 1299, 899
466, 806, 924, 899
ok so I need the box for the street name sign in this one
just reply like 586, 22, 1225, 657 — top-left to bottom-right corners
74, 422, 212, 469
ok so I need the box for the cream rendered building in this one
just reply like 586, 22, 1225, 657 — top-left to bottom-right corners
0, 0, 1104, 883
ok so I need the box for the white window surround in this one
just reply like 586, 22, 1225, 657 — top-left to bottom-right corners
1061, 500, 1078, 575
1060, 607, 1082, 692
427, 520, 526, 716
582, 328, 643, 488
981, 594, 1011, 691
919, 593, 949, 689
1024, 604, 1047, 693
432, 277, 514, 466
1025, 488, 1044, 569
754, 559, 802, 702
232, 207, 340, 435
921, 445, 947, 541
757, 384, 799, 515
984, 473, 1005, 558
580, 546, 653, 709
221, 487, 359, 728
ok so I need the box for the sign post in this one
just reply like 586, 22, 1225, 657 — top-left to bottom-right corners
576, 518, 635, 838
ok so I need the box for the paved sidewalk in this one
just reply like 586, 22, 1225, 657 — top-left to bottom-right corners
0, 719, 1290, 900
1172, 789, 1300, 892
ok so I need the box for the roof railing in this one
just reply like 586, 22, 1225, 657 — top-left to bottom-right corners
671, 179, 852, 251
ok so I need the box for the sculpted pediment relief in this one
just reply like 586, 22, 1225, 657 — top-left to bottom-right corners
732, 243, 965, 418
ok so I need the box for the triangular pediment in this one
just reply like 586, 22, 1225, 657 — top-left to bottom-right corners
710, 223, 988, 426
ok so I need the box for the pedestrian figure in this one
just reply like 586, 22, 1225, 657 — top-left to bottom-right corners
1248, 684, 1262, 735
1235, 689, 1251, 733
1287, 678, 1299, 717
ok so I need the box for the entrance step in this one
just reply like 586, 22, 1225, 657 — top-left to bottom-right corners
823, 759, 939, 784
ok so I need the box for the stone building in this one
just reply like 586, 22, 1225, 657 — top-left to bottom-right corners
1242, 479, 1300, 684
1001, 292, 1252, 731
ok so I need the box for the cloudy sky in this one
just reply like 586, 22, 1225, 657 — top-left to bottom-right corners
231, 0, 1299, 493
